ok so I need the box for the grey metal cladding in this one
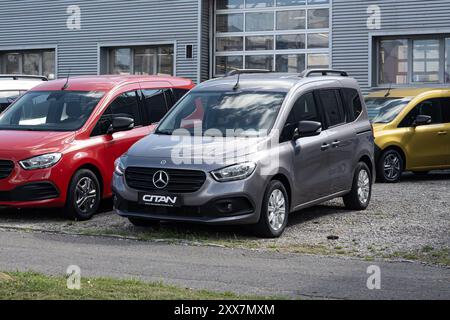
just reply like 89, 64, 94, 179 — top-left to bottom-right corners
0, 0, 201, 81
201, 0, 211, 82
332, 0, 450, 92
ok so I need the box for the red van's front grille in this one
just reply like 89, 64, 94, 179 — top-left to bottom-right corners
0, 160, 14, 179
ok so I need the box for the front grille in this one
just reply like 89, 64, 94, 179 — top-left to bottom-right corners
125, 167, 206, 193
0, 160, 14, 179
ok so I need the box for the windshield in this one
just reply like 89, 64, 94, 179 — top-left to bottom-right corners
156, 91, 286, 137
365, 97, 411, 123
0, 91, 104, 131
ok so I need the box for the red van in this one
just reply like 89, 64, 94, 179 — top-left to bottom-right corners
0, 75, 194, 220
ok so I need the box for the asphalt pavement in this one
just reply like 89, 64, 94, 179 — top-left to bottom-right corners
0, 229, 448, 300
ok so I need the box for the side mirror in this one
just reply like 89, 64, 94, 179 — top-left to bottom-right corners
413, 115, 432, 127
108, 116, 134, 134
293, 121, 322, 140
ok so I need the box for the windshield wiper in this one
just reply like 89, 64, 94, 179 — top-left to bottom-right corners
155, 129, 173, 135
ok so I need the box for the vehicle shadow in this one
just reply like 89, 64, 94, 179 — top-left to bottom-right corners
135, 202, 347, 241
0, 199, 113, 223
287, 203, 347, 227
400, 170, 450, 182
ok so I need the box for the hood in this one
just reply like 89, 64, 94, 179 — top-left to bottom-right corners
372, 123, 389, 135
0, 130, 75, 161
126, 133, 269, 170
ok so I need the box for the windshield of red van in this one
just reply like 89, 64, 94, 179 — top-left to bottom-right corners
0, 91, 104, 132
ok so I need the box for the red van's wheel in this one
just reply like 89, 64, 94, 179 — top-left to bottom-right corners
65, 169, 101, 221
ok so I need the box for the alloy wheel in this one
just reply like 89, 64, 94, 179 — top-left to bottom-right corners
383, 153, 401, 180
268, 189, 286, 231
75, 177, 98, 213
357, 169, 371, 204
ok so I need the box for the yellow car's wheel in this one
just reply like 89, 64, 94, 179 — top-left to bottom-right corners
377, 149, 404, 183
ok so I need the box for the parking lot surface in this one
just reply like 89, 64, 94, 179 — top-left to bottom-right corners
0, 171, 449, 264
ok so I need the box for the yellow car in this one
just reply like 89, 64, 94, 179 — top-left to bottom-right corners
366, 88, 450, 182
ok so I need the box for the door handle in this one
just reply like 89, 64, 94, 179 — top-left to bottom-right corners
321, 143, 330, 151
332, 140, 341, 148
437, 131, 448, 136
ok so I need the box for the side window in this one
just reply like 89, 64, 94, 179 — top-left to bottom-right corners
440, 97, 450, 123
91, 91, 141, 136
172, 88, 189, 104
164, 89, 175, 110
399, 99, 443, 127
292, 92, 320, 123
318, 89, 346, 127
342, 88, 363, 121
142, 89, 168, 124
280, 92, 320, 142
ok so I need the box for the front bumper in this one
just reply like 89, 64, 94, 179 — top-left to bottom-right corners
112, 169, 266, 225
0, 162, 67, 208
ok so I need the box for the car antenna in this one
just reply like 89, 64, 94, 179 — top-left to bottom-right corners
384, 83, 392, 98
233, 71, 241, 91
62, 69, 71, 90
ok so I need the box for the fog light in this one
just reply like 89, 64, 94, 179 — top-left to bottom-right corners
213, 198, 253, 215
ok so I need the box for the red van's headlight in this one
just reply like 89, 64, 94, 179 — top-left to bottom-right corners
19, 153, 62, 170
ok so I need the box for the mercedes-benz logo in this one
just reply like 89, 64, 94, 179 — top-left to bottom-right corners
153, 170, 169, 189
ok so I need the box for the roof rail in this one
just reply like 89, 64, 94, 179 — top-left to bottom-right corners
225, 69, 271, 77
0, 74, 48, 81
300, 69, 348, 78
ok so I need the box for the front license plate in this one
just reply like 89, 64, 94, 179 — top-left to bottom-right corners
138, 192, 182, 208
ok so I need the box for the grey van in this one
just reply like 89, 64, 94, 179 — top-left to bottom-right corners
112, 69, 375, 238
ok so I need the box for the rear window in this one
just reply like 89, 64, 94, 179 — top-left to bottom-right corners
172, 88, 189, 102
342, 88, 363, 121
441, 97, 450, 123
318, 89, 346, 127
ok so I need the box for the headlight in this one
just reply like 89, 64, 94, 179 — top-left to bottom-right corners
19, 153, 62, 170
114, 157, 125, 176
211, 162, 256, 182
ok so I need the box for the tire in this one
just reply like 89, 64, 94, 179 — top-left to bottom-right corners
128, 217, 160, 228
343, 162, 372, 210
64, 169, 101, 221
376, 149, 404, 183
253, 180, 289, 238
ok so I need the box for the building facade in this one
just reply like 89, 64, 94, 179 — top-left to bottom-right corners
0, 0, 449, 92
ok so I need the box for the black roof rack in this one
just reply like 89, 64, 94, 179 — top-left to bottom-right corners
225, 69, 271, 77
300, 69, 348, 78
0, 74, 48, 81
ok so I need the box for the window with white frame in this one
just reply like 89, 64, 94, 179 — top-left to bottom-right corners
377, 35, 450, 86
214, 0, 331, 76
104, 45, 174, 76
0, 50, 55, 79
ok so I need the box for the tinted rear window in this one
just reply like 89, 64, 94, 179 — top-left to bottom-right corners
342, 88, 363, 121
318, 89, 346, 127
